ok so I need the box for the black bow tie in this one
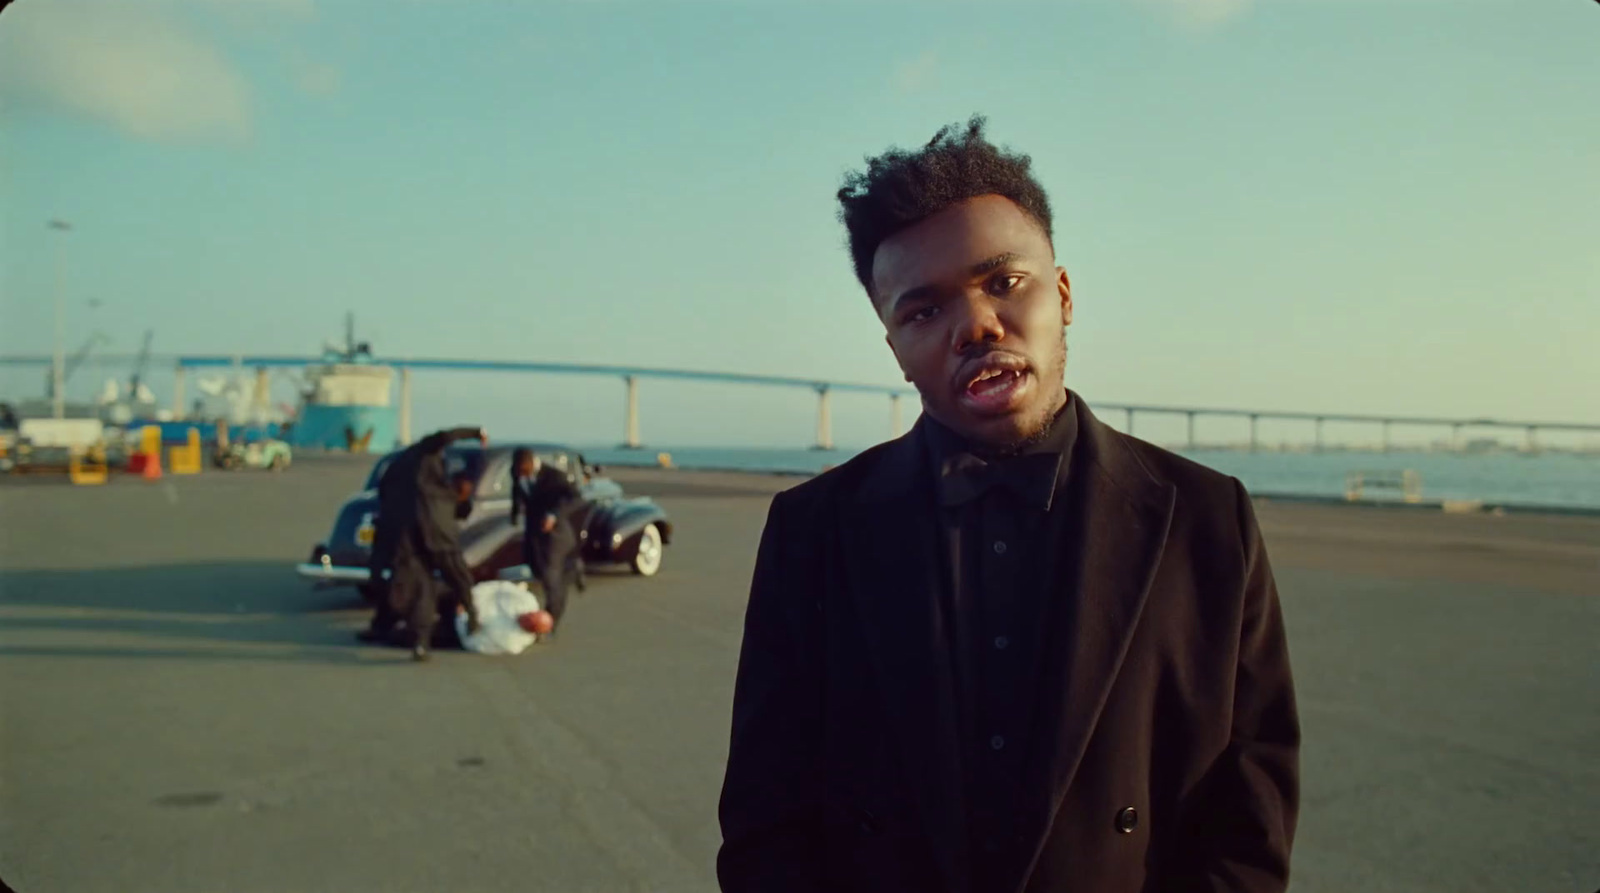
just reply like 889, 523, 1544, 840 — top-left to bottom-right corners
937, 450, 1060, 509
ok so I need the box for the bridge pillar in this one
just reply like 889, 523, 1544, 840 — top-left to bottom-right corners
623, 375, 641, 449
1525, 425, 1538, 453
814, 386, 833, 451
172, 365, 186, 417
1452, 423, 1463, 452
254, 367, 270, 423
1314, 417, 1325, 452
890, 393, 903, 439
1249, 414, 1259, 452
1125, 407, 1134, 435
398, 367, 413, 446
1186, 412, 1196, 450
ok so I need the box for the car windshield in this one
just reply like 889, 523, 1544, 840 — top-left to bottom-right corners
444, 448, 487, 481
364, 446, 487, 490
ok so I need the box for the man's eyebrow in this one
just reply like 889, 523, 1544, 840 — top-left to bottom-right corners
884, 252, 1026, 314
886, 284, 938, 314
968, 252, 1023, 277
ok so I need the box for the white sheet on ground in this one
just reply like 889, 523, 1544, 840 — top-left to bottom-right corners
455, 580, 543, 655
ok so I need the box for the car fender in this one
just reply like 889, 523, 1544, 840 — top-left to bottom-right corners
331, 495, 381, 549
588, 497, 671, 553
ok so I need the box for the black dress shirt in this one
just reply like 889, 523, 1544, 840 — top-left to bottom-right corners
920, 391, 1082, 891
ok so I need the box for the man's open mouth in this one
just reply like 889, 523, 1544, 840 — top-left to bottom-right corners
968, 367, 1022, 395
956, 357, 1031, 413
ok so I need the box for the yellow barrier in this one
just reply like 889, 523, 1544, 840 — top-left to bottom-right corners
69, 449, 108, 486
128, 425, 164, 479
169, 428, 203, 475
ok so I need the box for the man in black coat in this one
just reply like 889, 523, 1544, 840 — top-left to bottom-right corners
716, 118, 1300, 893
510, 448, 583, 633
360, 425, 486, 661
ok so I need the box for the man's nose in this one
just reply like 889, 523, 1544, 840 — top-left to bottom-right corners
951, 295, 1005, 353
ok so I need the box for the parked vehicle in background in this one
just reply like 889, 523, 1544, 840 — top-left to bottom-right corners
214, 438, 293, 471
295, 441, 672, 601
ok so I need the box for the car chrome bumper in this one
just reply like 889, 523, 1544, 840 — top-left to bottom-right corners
295, 561, 372, 583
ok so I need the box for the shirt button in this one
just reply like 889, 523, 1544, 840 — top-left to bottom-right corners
994, 636, 1010, 650
992, 540, 1008, 555
990, 735, 1006, 751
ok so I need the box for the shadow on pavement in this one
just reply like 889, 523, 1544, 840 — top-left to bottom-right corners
0, 561, 396, 664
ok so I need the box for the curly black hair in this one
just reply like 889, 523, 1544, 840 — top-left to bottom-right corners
836, 115, 1055, 296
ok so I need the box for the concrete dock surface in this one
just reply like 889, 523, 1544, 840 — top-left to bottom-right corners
1, 457, 1596, 893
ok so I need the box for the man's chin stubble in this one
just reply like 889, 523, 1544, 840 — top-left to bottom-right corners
974, 403, 1061, 458
980, 346, 1068, 457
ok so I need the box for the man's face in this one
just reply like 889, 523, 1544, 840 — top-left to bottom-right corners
871, 194, 1072, 449
518, 457, 535, 478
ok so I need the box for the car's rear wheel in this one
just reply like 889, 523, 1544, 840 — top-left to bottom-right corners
631, 523, 663, 576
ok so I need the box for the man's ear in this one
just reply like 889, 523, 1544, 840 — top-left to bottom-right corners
1057, 267, 1073, 327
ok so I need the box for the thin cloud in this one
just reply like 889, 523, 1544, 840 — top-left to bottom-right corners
179, 0, 315, 11
0, 0, 254, 145
892, 51, 940, 95
1137, 0, 1256, 29
290, 52, 342, 98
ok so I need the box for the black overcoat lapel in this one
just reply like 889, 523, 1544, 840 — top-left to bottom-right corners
1017, 400, 1177, 881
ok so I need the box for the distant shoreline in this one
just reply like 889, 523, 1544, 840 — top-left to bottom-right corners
13, 445, 1593, 518
588, 461, 1600, 519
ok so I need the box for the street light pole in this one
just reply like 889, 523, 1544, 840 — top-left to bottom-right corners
49, 219, 72, 419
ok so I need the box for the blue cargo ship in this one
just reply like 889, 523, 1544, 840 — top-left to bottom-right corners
119, 316, 397, 452
288, 316, 398, 453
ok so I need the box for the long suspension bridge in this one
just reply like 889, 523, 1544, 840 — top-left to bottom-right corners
2, 352, 1598, 452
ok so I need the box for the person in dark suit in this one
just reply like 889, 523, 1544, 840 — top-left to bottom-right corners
563, 459, 591, 593
360, 425, 486, 661
510, 448, 583, 633
717, 117, 1300, 893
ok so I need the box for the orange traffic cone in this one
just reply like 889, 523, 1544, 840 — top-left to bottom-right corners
141, 449, 163, 480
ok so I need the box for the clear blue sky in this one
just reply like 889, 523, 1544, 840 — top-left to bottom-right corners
2, 0, 1595, 448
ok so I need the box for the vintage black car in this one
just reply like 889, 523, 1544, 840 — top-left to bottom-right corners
295, 442, 671, 600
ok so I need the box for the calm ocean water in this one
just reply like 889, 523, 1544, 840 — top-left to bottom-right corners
580, 444, 1600, 513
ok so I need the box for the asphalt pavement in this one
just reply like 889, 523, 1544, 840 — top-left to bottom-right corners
1, 456, 1596, 893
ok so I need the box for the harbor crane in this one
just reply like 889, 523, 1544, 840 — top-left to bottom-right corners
126, 330, 154, 401
43, 332, 109, 401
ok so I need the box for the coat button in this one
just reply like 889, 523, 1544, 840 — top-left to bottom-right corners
1115, 807, 1139, 834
